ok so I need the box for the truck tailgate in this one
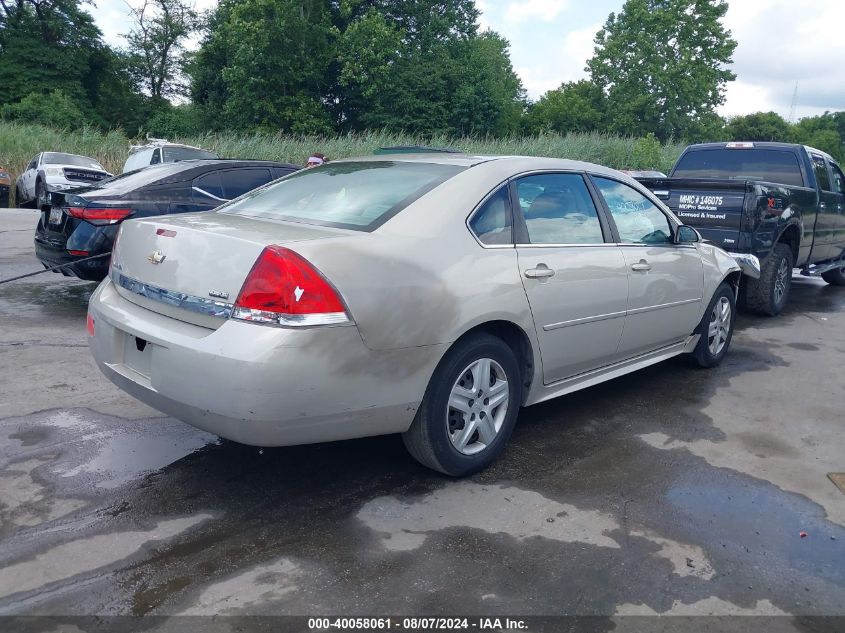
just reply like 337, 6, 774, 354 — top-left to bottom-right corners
640, 178, 750, 250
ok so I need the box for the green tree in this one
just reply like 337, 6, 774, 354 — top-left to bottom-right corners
726, 112, 793, 142
587, 0, 737, 140
190, 0, 335, 134
526, 80, 606, 134
793, 112, 844, 161
125, 0, 198, 101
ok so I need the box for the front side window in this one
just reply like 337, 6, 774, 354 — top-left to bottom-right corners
163, 147, 218, 162
218, 161, 465, 231
469, 185, 512, 245
593, 177, 673, 245
515, 173, 605, 244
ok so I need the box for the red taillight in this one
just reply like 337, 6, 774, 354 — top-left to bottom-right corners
67, 206, 132, 225
232, 246, 350, 326
86, 314, 95, 336
68, 249, 89, 256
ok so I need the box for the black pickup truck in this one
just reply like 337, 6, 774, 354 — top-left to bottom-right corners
638, 142, 845, 315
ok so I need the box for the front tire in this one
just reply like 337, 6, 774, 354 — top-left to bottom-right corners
35, 179, 46, 209
821, 267, 845, 286
690, 283, 736, 368
15, 183, 27, 208
743, 243, 793, 316
402, 333, 522, 476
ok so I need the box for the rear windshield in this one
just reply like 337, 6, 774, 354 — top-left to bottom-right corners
87, 162, 196, 194
163, 147, 218, 162
43, 152, 104, 170
218, 161, 466, 230
673, 149, 805, 187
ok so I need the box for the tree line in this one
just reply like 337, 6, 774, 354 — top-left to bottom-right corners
1, 0, 843, 161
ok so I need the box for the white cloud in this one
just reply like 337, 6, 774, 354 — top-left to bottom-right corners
720, 0, 845, 120
505, 0, 570, 23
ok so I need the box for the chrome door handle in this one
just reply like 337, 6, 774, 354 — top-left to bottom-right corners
631, 260, 652, 272
524, 267, 555, 279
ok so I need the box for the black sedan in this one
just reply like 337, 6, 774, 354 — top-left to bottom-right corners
35, 160, 299, 281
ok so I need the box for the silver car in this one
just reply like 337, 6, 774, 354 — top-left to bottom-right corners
88, 155, 759, 476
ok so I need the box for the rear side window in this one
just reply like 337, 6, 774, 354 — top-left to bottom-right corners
193, 171, 224, 199
812, 154, 832, 191
673, 149, 805, 187
830, 162, 845, 195
469, 186, 512, 245
218, 161, 466, 231
515, 173, 604, 244
150, 149, 161, 165
219, 168, 273, 199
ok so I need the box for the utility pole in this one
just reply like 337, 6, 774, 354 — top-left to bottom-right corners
788, 83, 799, 123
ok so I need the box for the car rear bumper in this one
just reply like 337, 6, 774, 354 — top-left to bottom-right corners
88, 278, 446, 446
34, 237, 109, 280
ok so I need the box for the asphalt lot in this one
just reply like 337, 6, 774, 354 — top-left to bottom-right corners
0, 208, 843, 629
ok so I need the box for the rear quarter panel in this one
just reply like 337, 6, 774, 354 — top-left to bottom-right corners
289, 164, 538, 355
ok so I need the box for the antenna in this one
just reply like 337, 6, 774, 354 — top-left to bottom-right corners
788, 82, 798, 123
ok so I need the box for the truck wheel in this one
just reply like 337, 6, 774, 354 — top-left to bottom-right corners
690, 282, 736, 368
35, 179, 46, 208
743, 243, 793, 316
402, 333, 522, 477
15, 184, 27, 208
821, 267, 845, 286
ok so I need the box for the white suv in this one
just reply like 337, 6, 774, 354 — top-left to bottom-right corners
123, 139, 218, 173
16, 152, 112, 208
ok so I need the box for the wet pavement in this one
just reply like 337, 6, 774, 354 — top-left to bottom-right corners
0, 210, 843, 628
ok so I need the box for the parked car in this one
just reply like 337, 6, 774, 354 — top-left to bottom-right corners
123, 139, 218, 173
16, 152, 111, 208
88, 154, 758, 476
637, 142, 845, 315
0, 165, 10, 207
36, 159, 298, 281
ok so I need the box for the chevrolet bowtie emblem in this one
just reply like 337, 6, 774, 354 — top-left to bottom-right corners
148, 251, 166, 264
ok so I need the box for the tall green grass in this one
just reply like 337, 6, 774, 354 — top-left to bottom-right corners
0, 121, 685, 192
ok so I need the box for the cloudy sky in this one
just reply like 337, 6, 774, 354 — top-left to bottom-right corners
91, 0, 844, 121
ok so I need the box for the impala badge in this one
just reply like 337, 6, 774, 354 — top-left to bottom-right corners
148, 251, 166, 265
208, 290, 229, 299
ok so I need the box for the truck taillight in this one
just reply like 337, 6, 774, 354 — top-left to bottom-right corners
67, 206, 132, 225
232, 246, 351, 327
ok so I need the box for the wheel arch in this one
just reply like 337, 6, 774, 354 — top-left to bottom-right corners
445, 320, 536, 406
777, 223, 801, 265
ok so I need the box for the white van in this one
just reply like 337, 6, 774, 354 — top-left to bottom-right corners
123, 139, 219, 174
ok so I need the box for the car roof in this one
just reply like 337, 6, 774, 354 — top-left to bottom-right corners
335, 153, 634, 178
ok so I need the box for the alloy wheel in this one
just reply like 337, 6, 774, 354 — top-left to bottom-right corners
707, 296, 732, 356
446, 357, 509, 455
774, 258, 789, 306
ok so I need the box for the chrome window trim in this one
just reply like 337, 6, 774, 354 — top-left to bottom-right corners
515, 243, 615, 248
192, 186, 229, 202
114, 272, 234, 319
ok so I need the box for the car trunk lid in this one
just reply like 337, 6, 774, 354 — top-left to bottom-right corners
111, 212, 353, 329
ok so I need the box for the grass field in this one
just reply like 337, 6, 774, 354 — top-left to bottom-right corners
0, 122, 686, 202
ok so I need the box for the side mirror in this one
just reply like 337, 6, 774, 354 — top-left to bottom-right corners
675, 225, 699, 244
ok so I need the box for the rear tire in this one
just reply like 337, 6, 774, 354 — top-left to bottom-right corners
743, 243, 793, 316
821, 267, 845, 286
402, 333, 522, 477
689, 283, 736, 368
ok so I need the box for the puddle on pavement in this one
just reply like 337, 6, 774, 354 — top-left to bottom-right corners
0, 280, 95, 319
